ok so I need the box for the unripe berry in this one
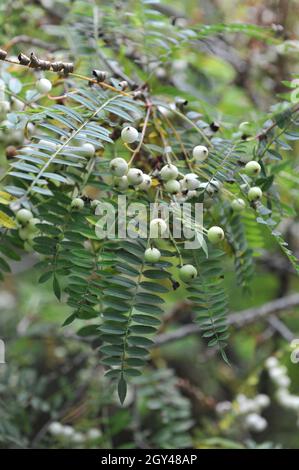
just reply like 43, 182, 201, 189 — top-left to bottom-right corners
12, 97, 25, 111
164, 179, 180, 193
19, 227, 30, 240
90, 199, 101, 208
127, 168, 144, 186
114, 175, 129, 190
110, 157, 128, 177
160, 164, 179, 181
80, 143, 95, 158
207, 226, 225, 244
245, 161, 261, 176
0, 100, 10, 113
179, 264, 198, 282
139, 174, 152, 190
16, 208, 33, 224
24, 241, 33, 252
121, 126, 139, 144
186, 190, 197, 199
183, 173, 200, 190
36, 78, 52, 94
150, 218, 167, 237
193, 145, 208, 162
71, 198, 84, 210
231, 198, 246, 212
248, 186, 263, 202
28, 217, 40, 232
144, 247, 161, 263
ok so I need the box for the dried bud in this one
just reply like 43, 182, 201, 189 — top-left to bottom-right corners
175, 97, 188, 110
39, 60, 51, 70
119, 80, 128, 91
0, 49, 7, 60
51, 61, 64, 72
210, 121, 220, 132
18, 53, 30, 65
63, 62, 74, 74
92, 69, 108, 82
6, 145, 17, 159
29, 52, 40, 68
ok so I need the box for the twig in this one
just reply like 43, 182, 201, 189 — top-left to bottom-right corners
255, 102, 299, 140
154, 293, 299, 346
129, 102, 152, 165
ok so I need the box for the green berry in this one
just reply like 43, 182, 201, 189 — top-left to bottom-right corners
164, 179, 180, 193
231, 198, 246, 212
245, 161, 261, 176
127, 168, 144, 185
121, 126, 139, 144
160, 164, 179, 181
207, 226, 225, 244
110, 157, 128, 177
16, 208, 33, 224
193, 145, 208, 162
90, 200, 101, 208
36, 78, 52, 94
18, 227, 30, 240
28, 217, 40, 232
139, 174, 152, 190
144, 247, 161, 263
71, 198, 84, 210
114, 175, 129, 190
183, 173, 200, 190
80, 143, 95, 158
248, 186, 262, 201
179, 264, 198, 282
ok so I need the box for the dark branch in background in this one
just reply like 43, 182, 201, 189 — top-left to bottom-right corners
154, 293, 299, 346
4, 35, 59, 52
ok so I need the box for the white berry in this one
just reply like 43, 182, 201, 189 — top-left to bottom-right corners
150, 218, 167, 237
121, 126, 139, 144
80, 143, 95, 158
139, 174, 152, 190
160, 164, 179, 181
145, 247, 161, 263
245, 161, 261, 176
207, 226, 225, 244
231, 198, 246, 212
179, 264, 198, 282
183, 173, 200, 190
49, 422, 64, 436
110, 157, 128, 177
248, 186, 262, 201
16, 208, 33, 224
127, 168, 144, 186
164, 179, 180, 194
193, 145, 208, 162
71, 198, 84, 209
115, 175, 129, 190
36, 78, 52, 94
